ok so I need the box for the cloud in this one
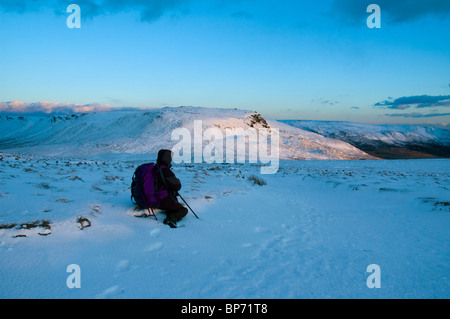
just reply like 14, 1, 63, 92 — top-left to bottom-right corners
331, 0, 450, 25
385, 112, 450, 118
375, 95, 450, 110
0, 0, 193, 22
311, 98, 340, 106
0, 100, 152, 115
0, 0, 92, 15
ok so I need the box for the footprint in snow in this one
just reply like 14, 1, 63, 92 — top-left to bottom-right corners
116, 259, 131, 272
95, 285, 124, 299
150, 228, 160, 237
145, 242, 163, 252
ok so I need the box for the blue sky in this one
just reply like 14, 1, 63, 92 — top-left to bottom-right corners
0, 0, 449, 124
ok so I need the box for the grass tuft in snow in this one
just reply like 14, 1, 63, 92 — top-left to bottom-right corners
0, 219, 51, 231
76, 217, 92, 230
248, 174, 267, 186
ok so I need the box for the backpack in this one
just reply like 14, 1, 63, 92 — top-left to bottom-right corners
131, 163, 169, 209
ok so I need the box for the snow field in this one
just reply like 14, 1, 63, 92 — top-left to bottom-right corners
0, 153, 449, 298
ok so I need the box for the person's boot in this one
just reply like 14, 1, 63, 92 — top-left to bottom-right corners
163, 216, 177, 228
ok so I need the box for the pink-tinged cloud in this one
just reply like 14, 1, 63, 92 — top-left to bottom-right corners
0, 100, 132, 115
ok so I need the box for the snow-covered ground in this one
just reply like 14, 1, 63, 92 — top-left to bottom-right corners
1, 152, 449, 299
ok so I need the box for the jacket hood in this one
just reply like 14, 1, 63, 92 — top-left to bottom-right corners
157, 149, 173, 166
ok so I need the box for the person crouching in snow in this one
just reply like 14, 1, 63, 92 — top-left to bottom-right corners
155, 149, 188, 228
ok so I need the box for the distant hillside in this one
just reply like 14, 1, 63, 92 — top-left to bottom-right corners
282, 120, 450, 159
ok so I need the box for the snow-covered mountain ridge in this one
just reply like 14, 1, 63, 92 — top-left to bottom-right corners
0, 107, 374, 160
3, 106, 448, 160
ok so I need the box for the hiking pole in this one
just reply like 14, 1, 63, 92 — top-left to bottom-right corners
177, 192, 199, 219
147, 207, 157, 221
